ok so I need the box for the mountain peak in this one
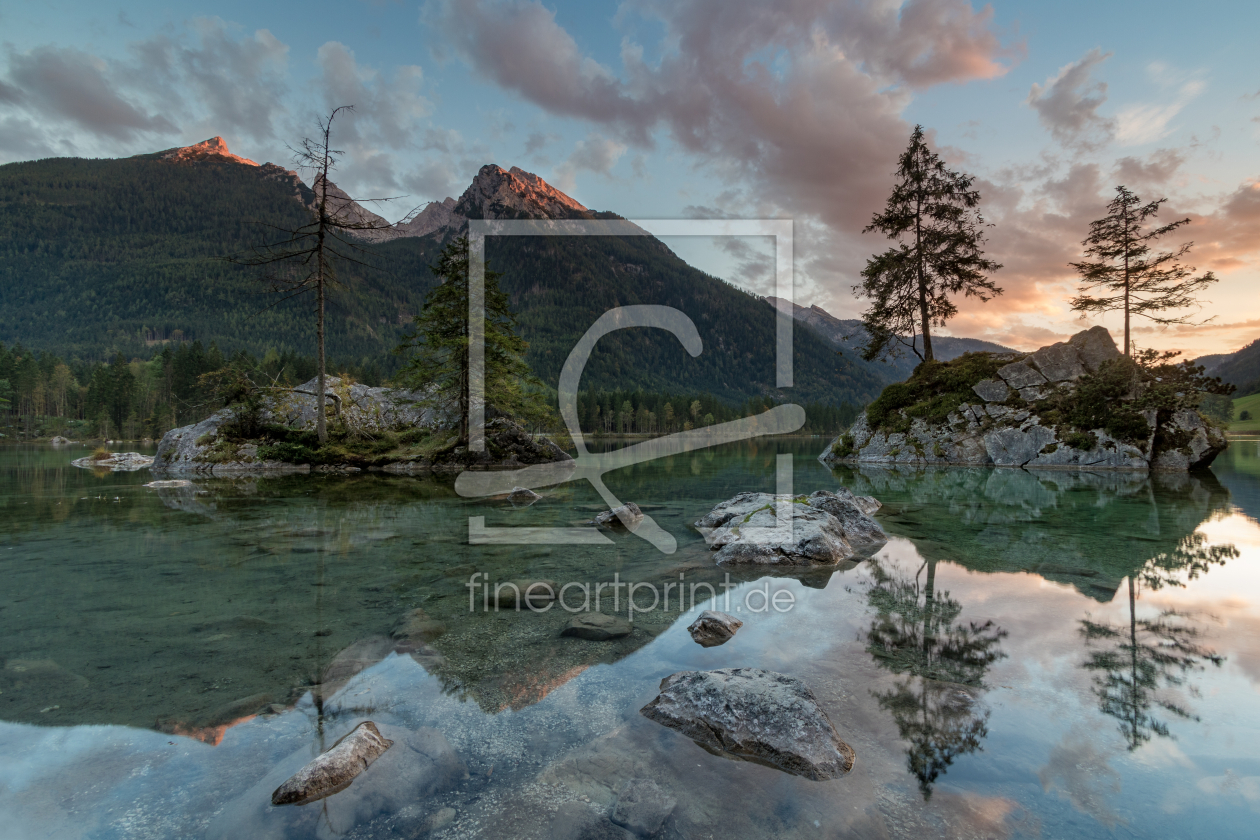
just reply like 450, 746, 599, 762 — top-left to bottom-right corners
454, 164, 588, 220
158, 137, 259, 167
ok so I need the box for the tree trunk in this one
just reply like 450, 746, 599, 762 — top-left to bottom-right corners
915, 198, 935, 362
315, 151, 330, 444
1123, 213, 1131, 357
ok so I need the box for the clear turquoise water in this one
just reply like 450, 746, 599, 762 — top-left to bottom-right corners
1, 438, 1258, 839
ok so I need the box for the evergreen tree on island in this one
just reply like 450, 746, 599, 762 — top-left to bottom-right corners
1070, 186, 1218, 357
855, 125, 1002, 363
395, 236, 549, 443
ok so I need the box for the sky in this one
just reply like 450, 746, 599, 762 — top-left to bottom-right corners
2, 0, 1258, 357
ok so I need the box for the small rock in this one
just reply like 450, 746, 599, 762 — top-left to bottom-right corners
143, 479, 194, 489
1019, 385, 1050, 401
971, 378, 1010, 402
687, 610, 743, 647
561, 613, 633, 640
594, 502, 644, 530
391, 608, 446, 642
610, 779, 676, 836
493, 579, 558, 609
640, 668, 855, 781
423, 807, 457, 833
507, 486, 542, 505
71, 452, 154, 472
49, 436, 74, 446
271, 721, 394, 806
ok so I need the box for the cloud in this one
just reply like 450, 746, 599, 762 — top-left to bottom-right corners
550, 132, 627, 194
1, 44, 177, 142
315, 41, 431, 150
1027, 48, 1114, 150
1115, 81, 1205, 147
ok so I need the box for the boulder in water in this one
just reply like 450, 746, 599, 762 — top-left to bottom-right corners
271, 721, 394, 806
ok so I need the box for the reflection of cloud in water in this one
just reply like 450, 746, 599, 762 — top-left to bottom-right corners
1038, 727, 1124, 827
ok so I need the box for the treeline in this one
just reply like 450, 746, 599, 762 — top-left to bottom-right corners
574, 390, 859, 436
0, 341, 382, 440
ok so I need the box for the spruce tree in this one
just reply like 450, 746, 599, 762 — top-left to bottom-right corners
1070, 186, 1218, 357
395, 236, 547, 443
855, 125, 1002, 363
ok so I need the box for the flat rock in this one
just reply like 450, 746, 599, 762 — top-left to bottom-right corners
1030, 342, 1087, 382
971, 378, 1010, 402
610, 778, 677, 836
996, 361, 1047, 389
493, 579, 558, 609
271, 721, 394, 806
71, 452, 153, 472
390, 608, 446, 642
694, 489, 885, 567
562, 613, 633, 640
1019, 385, 1050, 401
687, 610, 743, 647
507, 486, 542, 505
640, 668, 855, 781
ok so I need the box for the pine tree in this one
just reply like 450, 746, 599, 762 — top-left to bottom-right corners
394, 236, 547, 443
1070, 186, 1218, 357
855, 125, 1002, 363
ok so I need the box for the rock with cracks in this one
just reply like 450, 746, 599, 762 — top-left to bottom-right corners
694, 489, 885, 567
271, 721, 394, 806
687, 610, 743, 647
640, 668, 855, 781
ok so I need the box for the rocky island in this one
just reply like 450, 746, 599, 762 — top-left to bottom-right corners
821, 327, 1227, 471
151, 376, 570, 475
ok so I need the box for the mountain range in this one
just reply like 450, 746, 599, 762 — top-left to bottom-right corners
0, 136, 1018, 407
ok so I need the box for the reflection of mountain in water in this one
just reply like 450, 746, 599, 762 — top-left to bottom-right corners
833, 466, 1233, 601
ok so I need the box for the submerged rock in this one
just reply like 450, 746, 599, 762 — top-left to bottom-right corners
70, 451, 153, 472
640, 668, 855, 781
271, 721, 394, 806
562, 613, 633, 640
493, 579, 558, 609
507, 486, 543, 505
49, 435, 74, 446
610, 778, 677, 836
686, 610, 743, 647
390, 608, 446, 643
550, 801, 634, 840
693, 489, 885, 567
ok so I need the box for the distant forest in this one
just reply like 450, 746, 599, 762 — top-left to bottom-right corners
0, 341, 857, 441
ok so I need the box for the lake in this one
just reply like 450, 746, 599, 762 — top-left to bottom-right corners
2, 438, 1258, 839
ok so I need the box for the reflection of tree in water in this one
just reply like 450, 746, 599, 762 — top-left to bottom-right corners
1080, 533, 1236, 751
865, 557, 1008, 799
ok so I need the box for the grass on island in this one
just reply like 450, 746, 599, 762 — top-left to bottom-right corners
1231, 392, 1260, 434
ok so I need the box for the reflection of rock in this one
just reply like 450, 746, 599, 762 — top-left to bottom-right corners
71, 452, 153, 471
550, 801, 634, 840
562, 613, 633, 640
687, 610, 742, 647
272, 721, 394, 806
694, 490, 885, 567
640, 668, 855, 780
319, 637, 396, 698
1, 658, 89, 692
836, 464, 1232, 601
390, 608, 446, 643
611, 778, 677, 837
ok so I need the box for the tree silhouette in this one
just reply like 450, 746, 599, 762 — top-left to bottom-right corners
1070, 186, 1218, 357
865, 557, 1007, 799
855, 125, 1002, 363
1079, 535, 1234, 750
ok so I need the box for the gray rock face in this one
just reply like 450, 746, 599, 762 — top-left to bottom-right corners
1030, 342, 1088, 382
1151, 409, 1228, 471
640, 668, 855, 781
594, 502, 644, 530
1069, 325, 1123, 371
983, 425, 1058, 467
694, 490, 885, 567
997, 361, 1048, 389
610, 779, 677, 836
271, 721, 394, 806
49, 435, 74, 446
972, 378, 1010, 402
562, 613, 633, 640
70, 451, 153, 472
687, 610, 743, 647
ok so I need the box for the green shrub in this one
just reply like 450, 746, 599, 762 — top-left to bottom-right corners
866, 353, 1003, 434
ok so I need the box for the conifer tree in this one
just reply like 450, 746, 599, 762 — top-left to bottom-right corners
395, 236, 547, 443
1070, 186, 1218, 357
855, 125, 1002, 362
